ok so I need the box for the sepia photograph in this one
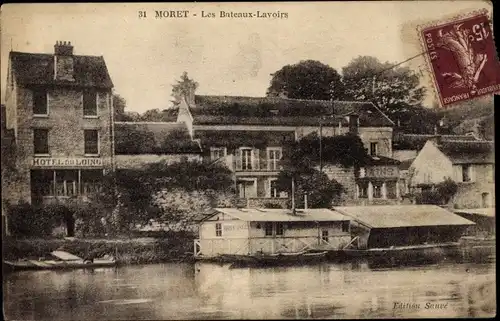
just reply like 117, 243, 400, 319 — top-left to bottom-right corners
1, 1, 496, 319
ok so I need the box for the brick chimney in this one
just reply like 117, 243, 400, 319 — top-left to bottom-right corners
348, 114, 359, 135
54, 41, 74, 81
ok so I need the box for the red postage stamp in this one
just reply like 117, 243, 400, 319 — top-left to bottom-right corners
420, 11, 500, 107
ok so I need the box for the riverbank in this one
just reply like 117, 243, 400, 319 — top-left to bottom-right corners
2, 235, 195, 265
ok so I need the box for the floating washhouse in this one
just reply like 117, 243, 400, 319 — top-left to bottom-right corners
454, 208, 496, 237
334, 205, 476, 250
194, 208, 352, 258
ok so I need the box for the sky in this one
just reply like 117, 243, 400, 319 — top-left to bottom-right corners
1, 1, 493, 113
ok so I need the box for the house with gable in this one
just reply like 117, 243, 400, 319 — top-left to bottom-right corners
409, 138, 495, 209
176, 88, 402, 207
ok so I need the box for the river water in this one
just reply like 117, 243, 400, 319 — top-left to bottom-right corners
3, 258, 496, 320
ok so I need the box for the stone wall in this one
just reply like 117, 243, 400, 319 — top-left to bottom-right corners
321, 165, 357, 199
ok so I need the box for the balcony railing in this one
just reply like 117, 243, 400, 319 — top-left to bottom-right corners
233, 159, 283, 172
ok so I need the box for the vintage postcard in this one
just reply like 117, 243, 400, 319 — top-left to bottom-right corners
1, 1, 495, 320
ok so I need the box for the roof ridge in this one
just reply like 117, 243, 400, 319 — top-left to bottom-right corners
196, 94, 374, 105
10, 51, 104, 59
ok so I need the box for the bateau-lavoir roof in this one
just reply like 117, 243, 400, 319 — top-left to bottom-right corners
189, 95, 394, 127
334, 205, 475, 228
454, 208, 495, 218
212, 208, 349, 222
9, 51, 113, 88
114, 122, 201, 154
436, 140, 494, 164
393, 133, 479, 151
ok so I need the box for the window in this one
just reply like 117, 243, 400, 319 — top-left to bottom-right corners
358, 182, 368, 198
370, 142, 378, 156
276, 223, 284, 236
269, 179, 279, 198
55, 170, 78, 197
210, 147, 226, 161
83, 90, 97, 117
373, 182, 382, 198
267, 147, 282, 170
81, 169, 103, 196
84, 130, 99, 155
33, 129, 49, 154
322, 230, 329, 243
241, 148, 253, 170
481, 192, 491, 208
342, 221, 349, 233
33, 90, 48, 115
215, 223, 222, 237
264, 223, 273, 236
462, 165, 472, 182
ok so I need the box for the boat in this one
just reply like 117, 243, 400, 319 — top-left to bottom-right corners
342, 242, 462, 258
3, 250, 117, 272
220, 249, 328, 266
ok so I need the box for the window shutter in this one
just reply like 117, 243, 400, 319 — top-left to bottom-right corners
234, 148, 242, 170
253, 148, 260, 170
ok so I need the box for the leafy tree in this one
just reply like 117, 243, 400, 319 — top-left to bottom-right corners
413, 177, 458, 205
113, 94, 127, 120
85, 159, 234, 234
284, 132, 369, 169
266, 60, 344, 101
275, 168, 344, 208
342, 56, 428, 131
171, 72, 199, 106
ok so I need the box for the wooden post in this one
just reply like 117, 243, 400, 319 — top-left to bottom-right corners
291, 178, 296, 214
304, 194, 308, 209
319, 120, 323, 172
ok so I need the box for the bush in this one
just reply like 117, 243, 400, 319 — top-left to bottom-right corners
7, 202, 68, 237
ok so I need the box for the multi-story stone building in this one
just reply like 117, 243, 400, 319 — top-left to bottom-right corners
3, 41, 115, 207
176, 91, 400, 207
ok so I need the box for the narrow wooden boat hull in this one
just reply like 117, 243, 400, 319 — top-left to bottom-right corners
343, 243, 462, 258
4, 259, 117, 272
219, 251, 328, 266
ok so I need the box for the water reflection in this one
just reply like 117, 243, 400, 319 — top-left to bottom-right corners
3, 258, 496, 320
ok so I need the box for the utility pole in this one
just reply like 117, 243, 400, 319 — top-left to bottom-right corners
319, 118, 323, 173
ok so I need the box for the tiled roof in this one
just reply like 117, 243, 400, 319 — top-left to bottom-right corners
212, 208, 349, 222
190, 95, 394, 127
454, 208, 495, 218
437, 140, 494, 164
334, 205, 475, 228
9, 51, 113, 88
364, 155, 401, 166
114, 122, 201, 154
399, 158, 415, 170
393, 133, 479, 151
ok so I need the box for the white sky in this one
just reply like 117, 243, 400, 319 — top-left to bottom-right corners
1, 1, 492, 113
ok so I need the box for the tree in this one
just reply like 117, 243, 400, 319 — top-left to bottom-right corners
85, 159, 234, 234
284, 132, 369, 169
342, 56, 427, 130
275, 168, 344, 209
113, 94, 127, 120
266, 60, 344, 101
171, 72, 199, 106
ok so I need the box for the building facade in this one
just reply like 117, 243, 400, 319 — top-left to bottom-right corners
176, 92, 400, 207
410, 138, 495, 209
3, 41, 114, 207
